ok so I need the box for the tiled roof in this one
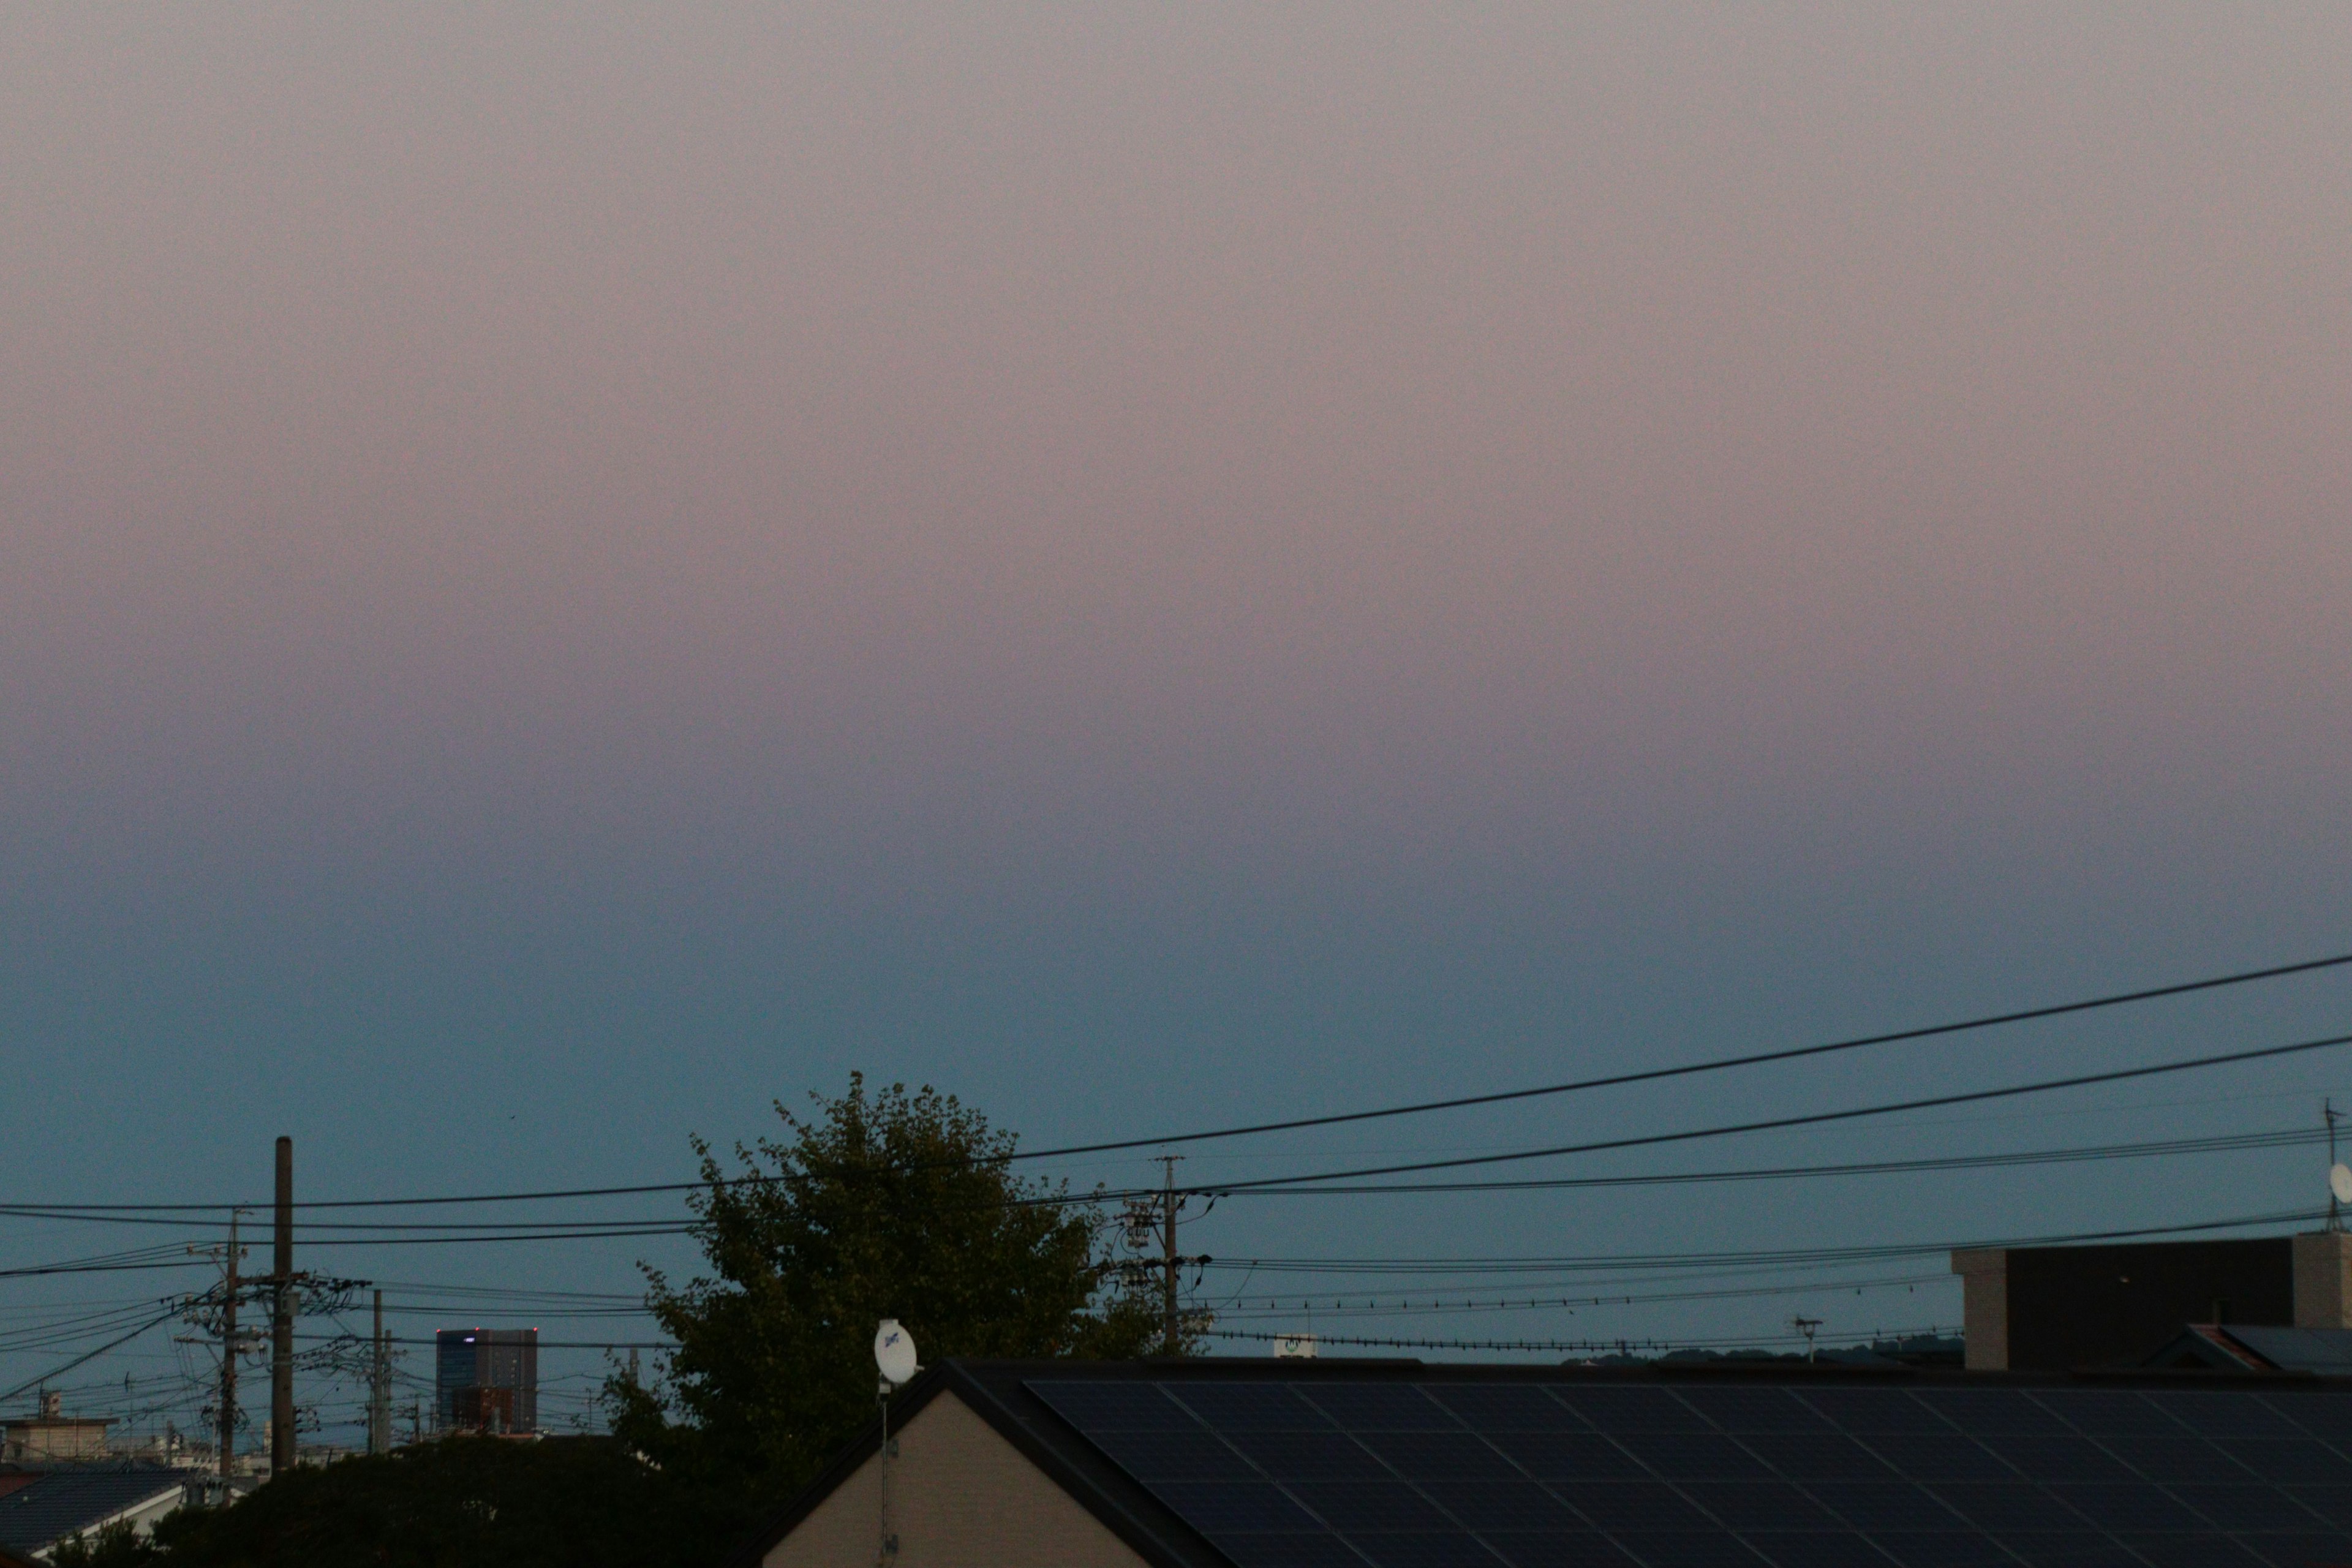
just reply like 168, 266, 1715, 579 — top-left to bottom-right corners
0, 1464, 190, 1553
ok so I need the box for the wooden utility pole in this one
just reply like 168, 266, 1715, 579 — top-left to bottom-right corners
270, 1136, 295, 1477
368, 1290, 390, 1455
1160, 1157, 1181, 1355
219, 1211, 240, 1482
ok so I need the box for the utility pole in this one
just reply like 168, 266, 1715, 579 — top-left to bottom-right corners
271, 1136, 295, 1477
1118, 1158, 1213, 1357
1160, 1157, 1181, 1355
369, 1290, 390, 1455
2330, 1100, 2344, 1234
220, 1210, 241, 1482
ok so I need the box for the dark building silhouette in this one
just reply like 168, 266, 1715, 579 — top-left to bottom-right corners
434, 1329, 538, 1433
1953, 1231, 2352, 1370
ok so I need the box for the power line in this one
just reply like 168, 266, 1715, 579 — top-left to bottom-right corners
1209, 1123, 2329, 1196
6, 1118, 2335, 1240
1203, 1204, 2330, 1276
1024, 948, 2352, 1162
1206, 1030, 2352, 1192
17, 949, 2348, 1215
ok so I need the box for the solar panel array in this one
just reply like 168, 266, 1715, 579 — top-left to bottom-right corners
1027, 1376, 2352, 1568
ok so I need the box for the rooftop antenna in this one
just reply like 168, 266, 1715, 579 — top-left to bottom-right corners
872, 1320, 919, 1566
2329, 1099, 2351, 1234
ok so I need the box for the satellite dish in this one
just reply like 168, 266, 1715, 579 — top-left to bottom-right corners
2330, 1164, 2352, 1207
874, 1319, 918, 1387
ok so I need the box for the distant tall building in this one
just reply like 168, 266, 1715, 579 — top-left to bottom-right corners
434, 1329, 538, 1434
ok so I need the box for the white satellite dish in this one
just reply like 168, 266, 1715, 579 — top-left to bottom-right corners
2329, 1164, 2352, 1207
875, 1319, 918, 1387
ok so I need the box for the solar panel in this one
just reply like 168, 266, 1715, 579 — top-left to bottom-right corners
1863, 1531, 2007, 1567
2114, 1536, 2272, 1568
1679, 1482, 1844, 1531
1174, 1382, 1333, 1430
2214, 1435, 2352, 1483
2032, 1389, 2180, 1437
1988, 1534, 2140, 1568
1223, 1427, 1390, 1480
1857, 1433, 2016, 1482
1422, 1385, 1588, 1430
1306, 1384, 1463, 1431
1926, 1483, 2087, 1533
1340, 1531, 1507, 1568
1155, 1480, 1324, 1532
1415, 1480, 1586, 1531
1481, 1428, 1646, 1481
1677, 1387, 1841, 1434
1753, 1431, 1898, 1481
1289, 1481, 1455, 1532
1607, 1530, 1771, 1566
2046, 1482, 2206, 1531
2286, 1484, 2352, 1526
1551, 1480, 1715, 1531
1206, 1531, 1370, 1568
1359, 1430, 1512, 1482
1028, 1378, 1192, 1429
1980, 1432, 2138, 1482
1554, 1385, 1711, 1433
1023, 1374, 2352, 1568
1084, 1425, 1259, 1480
1613, 1432, 1776, 1480
1738, 1532, 1901, 1568
1480, 1532, 1643, 1567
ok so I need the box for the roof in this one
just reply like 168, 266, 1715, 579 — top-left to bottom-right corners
734, 1357, 2352, 1568
2219, 1326, 2352, 1376
0, 1464, 190, 1553
2144, 1324, 2352, 1376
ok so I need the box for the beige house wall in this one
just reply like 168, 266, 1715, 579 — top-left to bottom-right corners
0, 1418, 111, 1463
764, 1391, 1151, 1568
2293, 1231, 2352, 1329
1950, 1249, 2009, 1371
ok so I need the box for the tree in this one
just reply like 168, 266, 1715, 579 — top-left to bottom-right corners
608, 1076, 1170, 1529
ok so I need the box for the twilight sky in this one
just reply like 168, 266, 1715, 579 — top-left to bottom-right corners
5, 4, 2352, 1414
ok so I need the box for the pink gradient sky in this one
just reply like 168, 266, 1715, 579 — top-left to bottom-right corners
4, 5, 2352, 1378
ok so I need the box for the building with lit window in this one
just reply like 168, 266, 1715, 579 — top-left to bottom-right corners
434, 1329, 538, 1434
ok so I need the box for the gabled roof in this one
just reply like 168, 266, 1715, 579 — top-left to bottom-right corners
0, 1464, 190, 1554
722, 1360, 1235, 1568
730, 1358, 2352, 1568
2143, 1322, 2352, 1374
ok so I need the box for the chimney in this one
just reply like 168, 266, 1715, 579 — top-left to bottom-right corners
39, 1391, 61, 1420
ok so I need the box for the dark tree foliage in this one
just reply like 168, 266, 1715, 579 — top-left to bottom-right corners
47, 1521, 155, 1568
138, 1436, 722, 1568
608, 1076, 1168, 1534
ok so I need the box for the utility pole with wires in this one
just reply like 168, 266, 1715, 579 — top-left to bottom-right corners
1121, 1157, 1214, 1356
177, 1208, 254, 1482
221, 1210, 243, 1480
368, 1290, 390, 1456
270, 1136, 296, 1477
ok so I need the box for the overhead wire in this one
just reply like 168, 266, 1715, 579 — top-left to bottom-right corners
1202, 1030, 2352, 1192
13, 948, 2347, 1214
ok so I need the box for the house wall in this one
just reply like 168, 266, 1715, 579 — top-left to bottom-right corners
1950, 1250, 2008, 1372
0, 1420, 111, 1463
2293, 1232, 2352, 1329
1954, 1238, 2301, 1371
764, 1392, 1149, 1568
